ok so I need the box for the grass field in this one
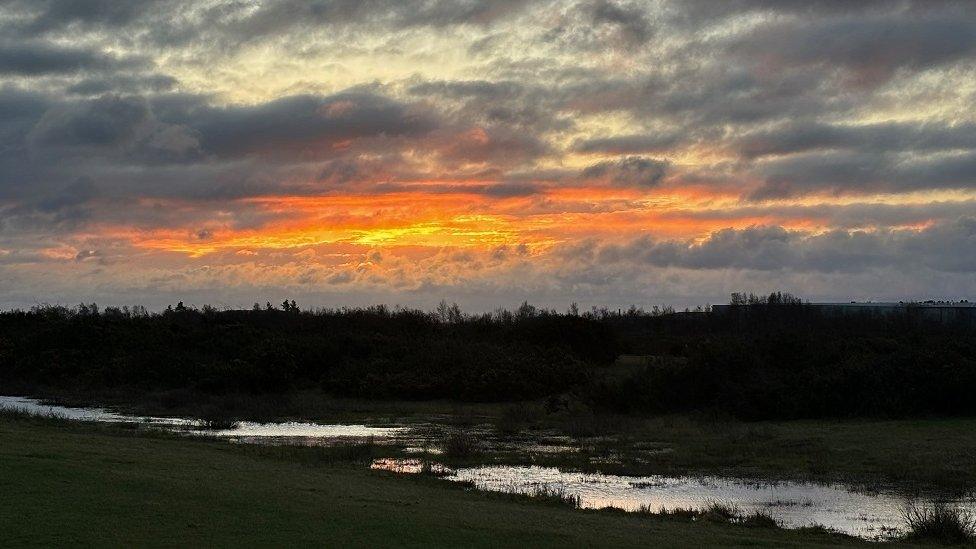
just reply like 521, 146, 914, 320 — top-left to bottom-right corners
0, 415, 883, 548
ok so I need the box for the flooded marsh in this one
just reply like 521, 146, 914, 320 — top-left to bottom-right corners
5, 394, 975, 541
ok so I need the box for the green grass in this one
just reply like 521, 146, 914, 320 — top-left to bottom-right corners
0, 416, 877, 548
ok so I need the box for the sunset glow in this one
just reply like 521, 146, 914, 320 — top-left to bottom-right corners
2, 1, 975, 309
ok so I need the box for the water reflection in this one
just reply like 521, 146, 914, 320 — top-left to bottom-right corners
371, 458, 452, 475
0, 395, 405, 443
371, 459, 976, 540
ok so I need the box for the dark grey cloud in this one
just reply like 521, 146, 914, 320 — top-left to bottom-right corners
406, 78, 567, 134
188, 92, 438, 159
0, 175, 99, 235
592, 217, 976, 273
0, 87, 51, 138
67, 74, 178, 96
433, 125, 549, 167
752, 150, 976, 199
728, 14, 976, 86
589, 0, 654, 47
580, 156, 668, 188
474, 183, 541, 198
407, 79, 525, 101
573, 132, 685, 154
1, 0, 538, 55
28, 95, 154, 149
667, 1, 966, 27
13, 0, 158, 34
661, 200, 976, 231
737, 121, 976, 159
15, 90, 436, 165
230, 0, 532, 34
558, 67, 845, 129
369, 181, 544, 198
0, 42, 149, 75
35, 176, 99, 213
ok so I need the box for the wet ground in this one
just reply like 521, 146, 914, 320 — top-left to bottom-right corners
0, 395, 405, 444
372, 458, 976, 540
5, 394, 974, 540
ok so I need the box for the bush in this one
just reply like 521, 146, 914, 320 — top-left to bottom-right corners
902, 501, 976, 545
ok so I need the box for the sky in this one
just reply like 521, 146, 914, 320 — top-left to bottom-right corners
1, 0, 975, 311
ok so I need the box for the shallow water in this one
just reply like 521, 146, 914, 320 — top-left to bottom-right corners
0, 395, 405, 442
371, 459, 976, 540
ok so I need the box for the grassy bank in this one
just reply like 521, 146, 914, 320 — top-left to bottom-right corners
0, 415, 874, 548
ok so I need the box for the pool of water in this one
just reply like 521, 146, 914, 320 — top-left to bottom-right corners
371, 459, 976, 540
0, 395, 405, 443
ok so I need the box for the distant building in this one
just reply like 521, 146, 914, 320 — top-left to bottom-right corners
711, 301, 976, 324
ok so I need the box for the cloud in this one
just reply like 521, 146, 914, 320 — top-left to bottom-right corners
28, 95, 153, 149
728, 14, 976, 86
433, 126, 549, 167
752, 150, 976, 198
590, 217, 976, 273
736, 121, 976, 159
580, 157, 669, 187
16, 0, 158, 33
0, 42, 148, 75
66, 74, 178, 96
589, 0, 654, 47
573, 133, 685, 155
189, 92, 438, 159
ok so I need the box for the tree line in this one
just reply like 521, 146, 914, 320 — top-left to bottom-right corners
1, 295, 974, 419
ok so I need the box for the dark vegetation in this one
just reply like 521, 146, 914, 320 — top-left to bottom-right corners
1, 292, 975, 420
902, 501, 976, 545
631, 502, 779, 530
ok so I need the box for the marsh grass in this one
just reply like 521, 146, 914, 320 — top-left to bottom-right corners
741, 509, 779, 528
239, 439, 380, 466
636, 504, 699, 520
521, 484, 581, 508
701, 500, 741, 523
902, 501, 976, 545
442, 428, 479, 458
0, 407, 74, 426
633, 501, 778, 529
